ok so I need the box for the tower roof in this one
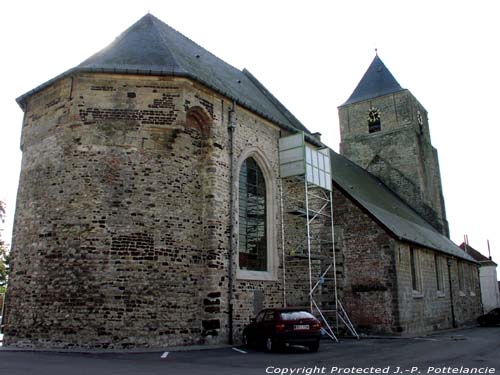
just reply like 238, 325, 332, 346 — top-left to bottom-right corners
341, 54, 404, 106
16, 14, 312, 137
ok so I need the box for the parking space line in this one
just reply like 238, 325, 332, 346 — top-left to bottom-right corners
232, 347, 247, 354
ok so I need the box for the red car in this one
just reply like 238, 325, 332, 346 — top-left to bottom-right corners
242, 308, 322, 352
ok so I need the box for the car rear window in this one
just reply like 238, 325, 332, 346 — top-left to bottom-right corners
280, 311, 315, 321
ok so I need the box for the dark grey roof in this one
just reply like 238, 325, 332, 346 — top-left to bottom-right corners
330, 150, 476, 263
459, 243, 497, 266
341, 55, 404, 106
16, 14, 314, 140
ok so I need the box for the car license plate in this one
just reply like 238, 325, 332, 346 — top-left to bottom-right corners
294, 324, 309, 330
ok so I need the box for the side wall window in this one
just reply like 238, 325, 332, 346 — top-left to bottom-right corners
435, 254, 444, 292
410, 247, 422, 293
458, 262, 465, 292
239, 157, 267, 271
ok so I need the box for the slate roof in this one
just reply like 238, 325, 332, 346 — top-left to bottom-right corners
459, 243, 497, 266
341, 55, 404, 106
16, 14, 315, 142
330, 149, 476, 263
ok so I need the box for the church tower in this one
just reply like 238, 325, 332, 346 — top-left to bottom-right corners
338, 54, 449, 237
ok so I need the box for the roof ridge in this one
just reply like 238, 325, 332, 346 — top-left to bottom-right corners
459, 243, 496, 264
146, 14, 184, 74
149, 13, 243, 75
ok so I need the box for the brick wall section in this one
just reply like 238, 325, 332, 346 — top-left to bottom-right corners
449, 259, 482, 326
280, 180, 335, 309
339, 90, 449, 237
396, 244, 452, 332
396, 244, 481, 332
333, 185, 481, 335
332, 186, 400, 334
230, 103, 285, 341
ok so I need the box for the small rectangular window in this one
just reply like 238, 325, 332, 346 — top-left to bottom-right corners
410, 247, 422, 293
458, 262, 465, 292
435, 254, 444, 292
468, 264, 476, 295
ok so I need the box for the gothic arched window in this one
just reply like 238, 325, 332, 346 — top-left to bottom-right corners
238, 157, 267, 271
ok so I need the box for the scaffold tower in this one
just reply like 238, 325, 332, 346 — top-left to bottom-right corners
279, 132, 358, 341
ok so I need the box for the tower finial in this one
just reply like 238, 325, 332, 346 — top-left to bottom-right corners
375, 48, 378, 56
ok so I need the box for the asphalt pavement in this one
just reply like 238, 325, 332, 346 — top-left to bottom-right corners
0, 327, 499, 375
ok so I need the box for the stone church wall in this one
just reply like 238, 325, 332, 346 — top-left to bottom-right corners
333, 185, 481, 336
229, 99, 286, 342
396, 244, 481, 332
332, 186, 400, 334
5, 74, 227, 348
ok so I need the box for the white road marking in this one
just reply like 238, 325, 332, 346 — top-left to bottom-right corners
232, 347, 247, 354
161, 351, 170, 358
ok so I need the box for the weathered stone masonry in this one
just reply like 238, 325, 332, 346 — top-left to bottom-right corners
332, 186, 399, 334
339, 90, 449, 237
5, 70, 292, 348
332, 184, 481, 335
11, 75, 191, 347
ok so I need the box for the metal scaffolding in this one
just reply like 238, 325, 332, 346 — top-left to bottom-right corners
279, 133, 358, 341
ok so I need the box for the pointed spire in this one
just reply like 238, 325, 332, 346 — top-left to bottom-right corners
342, 54, 403, 106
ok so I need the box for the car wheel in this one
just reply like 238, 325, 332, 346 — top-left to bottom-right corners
265, 337, 275, 352
309, 340, 320, 352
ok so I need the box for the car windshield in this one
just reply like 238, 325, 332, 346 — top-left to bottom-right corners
280, 311, 315, 321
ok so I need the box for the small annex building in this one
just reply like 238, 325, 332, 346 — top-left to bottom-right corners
460, 243, 500, 313
2, 14, 481, 349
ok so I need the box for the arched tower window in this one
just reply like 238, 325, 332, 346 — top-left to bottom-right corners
238, 157, 267, 271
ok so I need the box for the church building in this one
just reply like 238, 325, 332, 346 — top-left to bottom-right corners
2, 14, 481, 349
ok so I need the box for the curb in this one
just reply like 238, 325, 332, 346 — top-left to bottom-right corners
0, 343, 233, 354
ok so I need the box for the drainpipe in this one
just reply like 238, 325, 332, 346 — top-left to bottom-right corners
478, 268, 484, 315
447, 258, 457, 328
0, 289, 6, 333
227, 100, 236, 345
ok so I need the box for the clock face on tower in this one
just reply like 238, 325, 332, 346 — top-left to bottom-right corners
367, 107, 381, 133
417, 111, 423, 126
417, 111, 424, 134
368, 108, 381, 124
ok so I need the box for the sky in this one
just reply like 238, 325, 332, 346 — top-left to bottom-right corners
0, 0, 499, 268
